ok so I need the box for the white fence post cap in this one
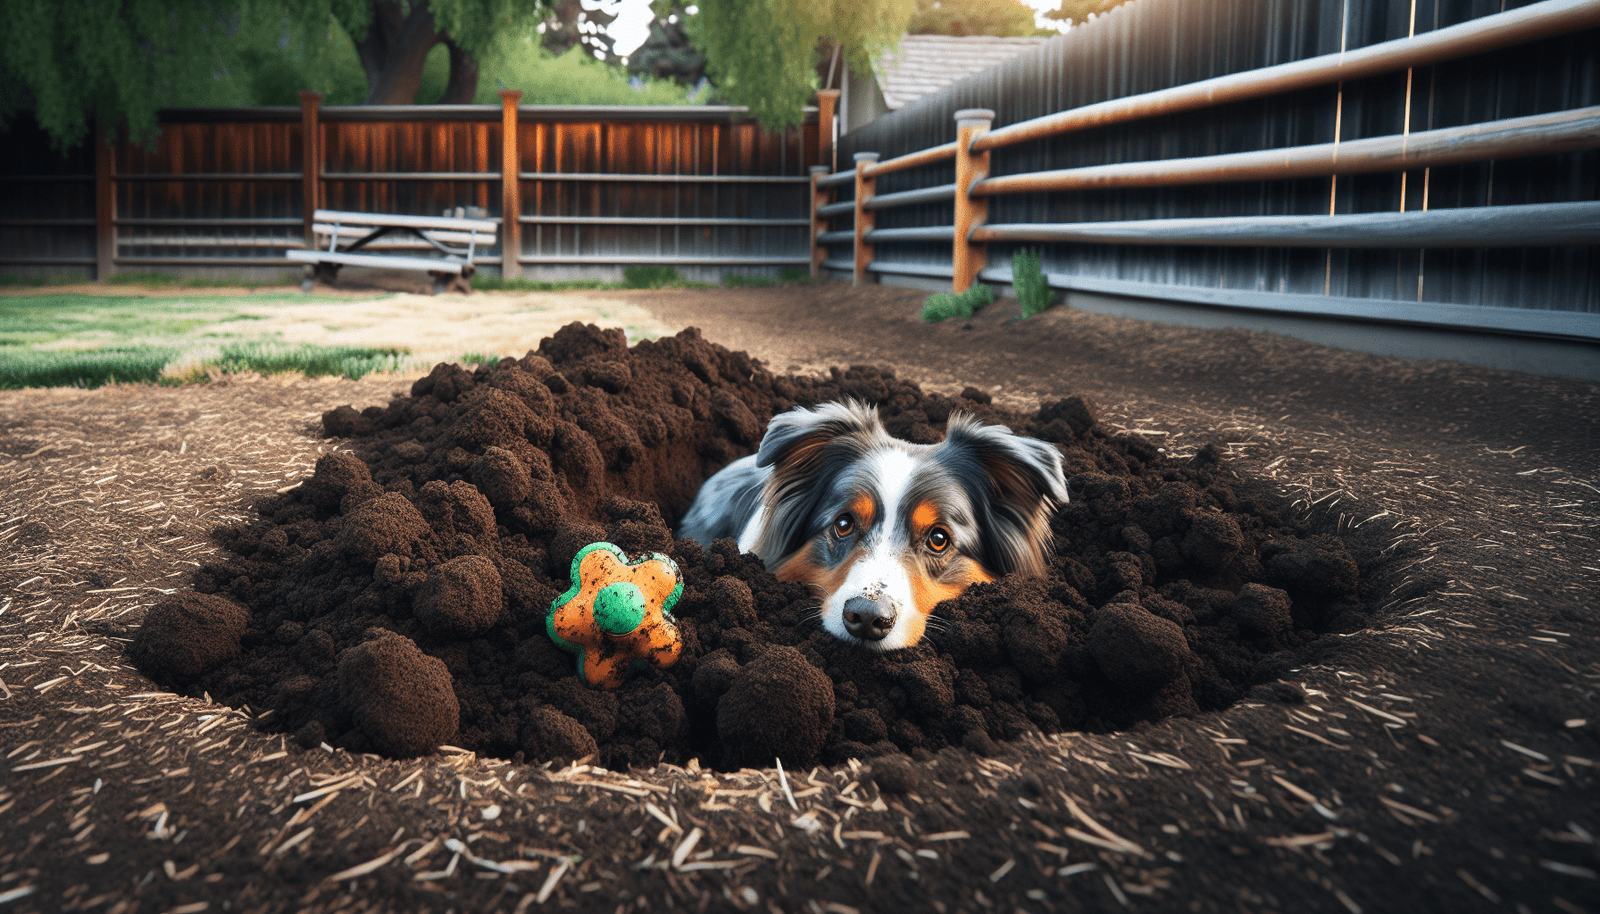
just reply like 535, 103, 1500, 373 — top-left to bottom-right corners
853, 152, 881, 163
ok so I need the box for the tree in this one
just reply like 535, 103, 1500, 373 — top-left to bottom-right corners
330, 0, 553, 104
626, 10, 707, 87
538, 0, 617, 59
0, 0, 553, 150
909, 0, 1049, 37
687, 0, 915, 130
1045, 0, 1132, 26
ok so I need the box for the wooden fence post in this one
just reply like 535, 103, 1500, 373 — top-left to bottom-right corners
852, 152, 879, 287
816, 89, 840, 173
298, 91, 323, 251
809, 165, 831, 279
952, 108, 994, 293
499, 89, 524, 280
94, 120, 115, 281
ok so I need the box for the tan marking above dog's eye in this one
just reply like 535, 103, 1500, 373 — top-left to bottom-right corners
833, 514, 855, 537
926, 527, 951, 553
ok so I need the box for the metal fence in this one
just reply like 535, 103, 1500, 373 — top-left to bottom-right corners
0, 93, 838, 284
816, 0, 1600, 345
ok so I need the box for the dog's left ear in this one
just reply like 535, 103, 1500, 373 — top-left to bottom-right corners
943, 415, 1069, 508
940, 415, 1068, 576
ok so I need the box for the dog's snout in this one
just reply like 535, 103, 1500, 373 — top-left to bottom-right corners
841, 595, 898, 642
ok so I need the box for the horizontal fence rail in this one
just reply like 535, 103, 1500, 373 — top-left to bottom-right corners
1, 92, 839, 282
810, 0, 1600, 346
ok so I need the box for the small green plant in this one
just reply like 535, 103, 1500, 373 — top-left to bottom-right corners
1012, 248, 1054, 318
459, 352, 500, 367
920, 283, 995, 322
777, 267, 810, 284
623, 265, 686, 289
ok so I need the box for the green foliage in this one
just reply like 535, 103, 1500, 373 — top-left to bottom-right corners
689, 0, 915, 130
623, 265, 686, 289
0, 346, 181, 390
464, 36, 689, 105
458, 352, 499, 366
474, 276, 619, 292
910, 0, 1050, 36
1045, 0, 1132, 25
778, 267, 811, 284
920, 283, 994, 322
1011, 248, 1053, 317
2, 0, 633, 150
0, 273, 89, 287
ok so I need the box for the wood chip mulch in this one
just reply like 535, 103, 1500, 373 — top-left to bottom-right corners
1, 281, 1597, 914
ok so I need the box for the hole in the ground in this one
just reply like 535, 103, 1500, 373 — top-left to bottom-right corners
130, 323, 1377, 770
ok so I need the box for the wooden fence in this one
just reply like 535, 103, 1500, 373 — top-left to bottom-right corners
0, 91, 841, 283
814, 0, 1600, 346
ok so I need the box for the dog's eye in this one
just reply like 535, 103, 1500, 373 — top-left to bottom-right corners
926, 527, 951, 553
832, 514, 854, 537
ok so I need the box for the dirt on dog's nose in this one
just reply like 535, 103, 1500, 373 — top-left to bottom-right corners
842, 595, 897, 642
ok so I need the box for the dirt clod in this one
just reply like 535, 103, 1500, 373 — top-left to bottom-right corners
133, 323, 1370, 766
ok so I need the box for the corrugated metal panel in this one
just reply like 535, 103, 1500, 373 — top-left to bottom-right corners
835, 0, 1599, 316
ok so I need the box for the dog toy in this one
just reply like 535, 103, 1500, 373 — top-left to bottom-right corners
547, 543, 683, 689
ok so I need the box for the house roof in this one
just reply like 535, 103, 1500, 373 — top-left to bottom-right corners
876, 34, 1053, 110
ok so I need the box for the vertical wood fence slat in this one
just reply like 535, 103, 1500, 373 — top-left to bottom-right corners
499, 90, 523, 279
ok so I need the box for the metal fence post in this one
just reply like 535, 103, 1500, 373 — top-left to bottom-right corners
499, 89, 523, 280
953, 108, 994, 293
298, 91, 323, 251
94, 120, 115, 281
809, 165, 830, 279
816, 89, 840, 173
852, 152, 879, 286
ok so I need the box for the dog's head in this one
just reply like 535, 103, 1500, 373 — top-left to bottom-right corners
751, 401, 1067, 650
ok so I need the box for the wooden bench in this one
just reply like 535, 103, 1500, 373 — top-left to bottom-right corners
287, 209, 498, 294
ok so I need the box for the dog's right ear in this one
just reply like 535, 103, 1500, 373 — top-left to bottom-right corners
756, 400, 880, 476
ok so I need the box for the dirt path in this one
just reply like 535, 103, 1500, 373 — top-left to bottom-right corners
0, 280, 1596, 914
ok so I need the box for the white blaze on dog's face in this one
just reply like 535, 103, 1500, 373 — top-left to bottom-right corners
748, 401, 1067, 651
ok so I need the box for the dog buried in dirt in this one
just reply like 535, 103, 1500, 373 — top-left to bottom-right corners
679, 400, 1068, 650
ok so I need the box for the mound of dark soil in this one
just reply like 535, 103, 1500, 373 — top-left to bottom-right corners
131, 323, 1370, 769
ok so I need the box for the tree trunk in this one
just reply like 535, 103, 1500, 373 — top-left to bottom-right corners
353, 0, 444, 105
439, 39, 481, 104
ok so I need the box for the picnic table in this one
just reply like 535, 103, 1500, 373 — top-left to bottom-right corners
287, 209, 499, 294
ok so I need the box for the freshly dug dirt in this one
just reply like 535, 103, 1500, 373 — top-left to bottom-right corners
132, 323, 1370, 771
4, 280, 1596, 914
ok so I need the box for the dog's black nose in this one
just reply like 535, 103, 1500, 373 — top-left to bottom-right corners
842, 596, 897, 642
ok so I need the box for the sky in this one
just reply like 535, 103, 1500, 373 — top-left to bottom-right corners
602, 0, 1069, 61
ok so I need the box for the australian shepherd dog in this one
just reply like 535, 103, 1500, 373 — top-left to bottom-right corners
679, 401, 1068, 650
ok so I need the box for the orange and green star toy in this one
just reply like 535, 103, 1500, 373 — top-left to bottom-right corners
547, 543, 684, 689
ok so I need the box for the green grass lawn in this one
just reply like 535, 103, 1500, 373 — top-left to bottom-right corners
1, 267, 816, 390
0, 293, 408, 390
